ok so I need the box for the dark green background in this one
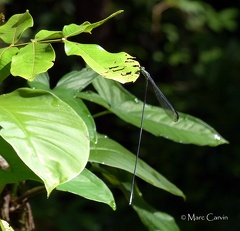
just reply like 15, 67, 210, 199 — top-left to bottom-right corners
1, 0, 239, 230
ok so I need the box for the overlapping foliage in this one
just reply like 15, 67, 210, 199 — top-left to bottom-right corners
0, 10, 228, 231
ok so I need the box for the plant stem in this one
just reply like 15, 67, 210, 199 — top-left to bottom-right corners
93, 110, 112, 118
15, 186, 46, 203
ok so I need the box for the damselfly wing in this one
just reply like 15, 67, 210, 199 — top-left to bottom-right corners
129, 66, 178, 205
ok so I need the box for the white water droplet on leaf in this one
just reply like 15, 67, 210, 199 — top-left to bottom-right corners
134, 98, 139, 103
214, 134, 221, 140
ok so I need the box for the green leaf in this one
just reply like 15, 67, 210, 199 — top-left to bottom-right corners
133, 196, 180, 231
0, 46, 19, 84
0, 219, 14, 231
0, 136, 40, 186
63, 10, 123, 38
78, 76, 228, 146
89, 134, 184, 198
35, 30, 63, 40
53, 69, 99, 143
55, 68, 98, 92
11, 42, 55, 80
57, 168, 116, 210
120, 183, 180, 231
0, 10, 33, 44
28, 72, 50, 90
29, 69, 98, 143
64, 40, 140, 83
54, 92, 97, 143
79, 90, 110, 108
0, 88, 89, 195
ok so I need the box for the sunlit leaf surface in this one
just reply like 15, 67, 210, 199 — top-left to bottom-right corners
0, 88, 89, 195
0, 10, 33, 44
78, 76, 228, 146
57, 168, 116, 210
63, 10, 123, 37
89, 134, 185, 198
64, 41, 140, 83
11, 43, 55, 80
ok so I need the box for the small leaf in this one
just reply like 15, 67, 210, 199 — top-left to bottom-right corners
63, 10, 123, 38
11, 42, 55, 80
0, 46, 19, 83
89, 134, 185, 198
64, 41, 140, 83
35, 30, 63, 40
57, 168, 116, 210
0, 88, 89, 195
0, 10, 33, 44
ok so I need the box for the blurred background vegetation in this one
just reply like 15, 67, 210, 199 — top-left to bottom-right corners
1, 0, 240, 230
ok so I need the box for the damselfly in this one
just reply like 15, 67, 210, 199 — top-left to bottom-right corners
129, 66, 179, 205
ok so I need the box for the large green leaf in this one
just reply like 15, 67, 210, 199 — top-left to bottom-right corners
28, 69, 98, 143
89, 134, 184, 198
64, 40, 140, 83
0, 46, 19, 84
11, 42, 55, 80
0, 10, 33, 44
53, 69, 99, 142
78, 76, 228, 146
0, 88, 89, 195
63, 10, 123, 38
57, 168, 116, 210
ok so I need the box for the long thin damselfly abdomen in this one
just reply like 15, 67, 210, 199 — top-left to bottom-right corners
129, 66, 179, 205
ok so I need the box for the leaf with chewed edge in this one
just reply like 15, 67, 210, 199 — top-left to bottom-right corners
64, 40, 140, 83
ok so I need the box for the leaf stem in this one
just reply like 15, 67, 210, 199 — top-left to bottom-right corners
3, 38, 65, 49
93, 110, 112, 118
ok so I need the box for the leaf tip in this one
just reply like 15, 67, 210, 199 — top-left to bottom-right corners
110, 200, 117, 211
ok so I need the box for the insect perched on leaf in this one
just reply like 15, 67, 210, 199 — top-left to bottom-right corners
129, 66, 179, 205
